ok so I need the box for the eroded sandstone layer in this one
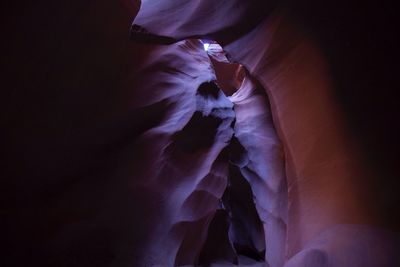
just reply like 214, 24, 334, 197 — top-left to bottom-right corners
2, 0, 399, 267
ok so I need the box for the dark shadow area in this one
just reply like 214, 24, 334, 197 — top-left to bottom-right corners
130, 24, 177, 44
223, 164, 266, 262
229, 136, 249, 167
198, 209, 238, 266
288, 0, 400, 229
197, 82, 220, 99
198, 136, 266, 264
173, 215, 212, 266
172, 111, 222, 153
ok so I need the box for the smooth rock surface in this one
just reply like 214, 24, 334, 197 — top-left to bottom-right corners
2, 0, 399, 267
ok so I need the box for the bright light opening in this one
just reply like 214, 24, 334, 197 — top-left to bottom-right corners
203, 43, 210, 51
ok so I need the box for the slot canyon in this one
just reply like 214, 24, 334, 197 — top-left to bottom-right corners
1, 0, 399, 266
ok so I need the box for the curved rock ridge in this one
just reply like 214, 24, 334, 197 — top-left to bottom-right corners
209, 59, 245, 97
130, 1, 400, 267
131, 0, 278, 44
223, 10, 391, 263
229, 76, 288, 267
131, 36, 275, 266
3, 1, 399, 267
126, 39, 237, 266
224, 8, 400, 267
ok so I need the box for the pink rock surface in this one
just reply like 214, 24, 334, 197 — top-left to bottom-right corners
229, 76, 288, 267
225, 9, 369, 257
132, 0, 400, 266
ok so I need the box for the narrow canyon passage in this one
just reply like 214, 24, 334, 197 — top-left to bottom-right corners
196, 41, 288, 267
128, 1, 400, 266
125, 26, 400, 265
163, 40, 289, 266
124, 38, 288, 266
2, 1, 400, 267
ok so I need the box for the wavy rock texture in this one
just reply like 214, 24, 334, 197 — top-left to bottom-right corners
130, 0, 278, 44
132, 0, 400, 267
228, 77, 288, 267
3, 0, 400, 267
223, 11, 400, 266
224, 9, 372, 259
2, 1, 234, 266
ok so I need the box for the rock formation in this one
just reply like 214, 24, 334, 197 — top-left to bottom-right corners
2, 0, 399, 267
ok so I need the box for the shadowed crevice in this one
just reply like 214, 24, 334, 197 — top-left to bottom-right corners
223, 163, 266, 262
197, 82, 220, 99
172, 111, 223, 153
130, 24, 177, 44
198, 209, 238, 266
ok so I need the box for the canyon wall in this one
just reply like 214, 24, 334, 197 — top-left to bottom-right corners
2, 0, 399, 266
